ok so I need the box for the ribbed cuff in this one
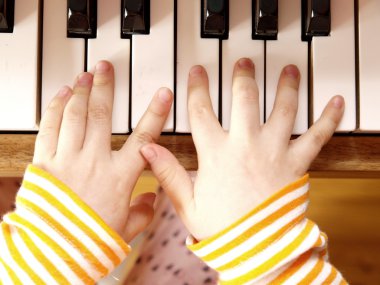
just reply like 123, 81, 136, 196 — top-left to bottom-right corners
187, 175, 324, 284
3, 164, 130, 284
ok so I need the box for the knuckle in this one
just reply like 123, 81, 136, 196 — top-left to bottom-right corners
189, 103, 209, 119
88, 104, 111, 122
233, 81, 259, 103
47, 97, 64, 111
93, 75, 111, 87
37, 123, 56, 139
132, 131, 155, 145
157, 166, 177, 190
278, 104, 296, 118
312, 129, 327, 147
148, 102, 166, 118
65, 105, 85, 123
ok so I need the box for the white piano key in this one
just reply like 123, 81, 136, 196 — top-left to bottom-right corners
266, 0, 308, 134
88, 0, 130, 134
312, 0, 356, 131
176, 0, 219, 133
222, 0, 265, 130
0, 0, 39, 130
131, 0, 174, 131
358, 0, 380, 131
41, 0, 85, 115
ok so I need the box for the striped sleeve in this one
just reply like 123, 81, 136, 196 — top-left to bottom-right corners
0, 165, 130, 285
187, 175, 348, 285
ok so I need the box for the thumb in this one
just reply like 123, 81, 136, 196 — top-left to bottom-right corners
123, 192, 156, 242
140, 143, 194, 216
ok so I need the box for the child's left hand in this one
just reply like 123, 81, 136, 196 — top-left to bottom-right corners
32, 61, 173, 242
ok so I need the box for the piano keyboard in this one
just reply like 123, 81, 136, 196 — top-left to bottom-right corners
1, 0, 380, 133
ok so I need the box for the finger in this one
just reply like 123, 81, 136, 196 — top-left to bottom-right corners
291, 96, 345, 171
120, 87, 173, 178
140, 143, 194, 217
83, 61, 114, 151
230, 58, 261, 138
187, 65, 224, 153
57, 72, 93, 154
266, 65, 300, 144
34, 86, 72, 162
123, 192, 156, 242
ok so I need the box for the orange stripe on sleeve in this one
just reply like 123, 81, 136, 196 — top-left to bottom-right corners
16, 227, 70, 284
22, 180, 124, 266
188, 175, 309, 251
220, 220, 315, 285
215, 214, 306, 272
7, 213, 95, 285
322, 266, 338, 284
202, 193, 307, 262
27, 165, 130, 255
298, 257, 324, 285
17, 197, 108, 276
269, 250, 313, 284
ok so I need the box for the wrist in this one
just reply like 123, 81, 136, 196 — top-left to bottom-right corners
187, 175, 311, 283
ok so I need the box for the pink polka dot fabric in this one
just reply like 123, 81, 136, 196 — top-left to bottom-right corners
125, 189, 218, 285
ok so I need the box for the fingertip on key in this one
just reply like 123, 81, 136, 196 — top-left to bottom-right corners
238, 58, 254, 69
332, 95, 345, 109
95, 60, 111, 73
157, 87, 173, 104
189, 65, 204, 77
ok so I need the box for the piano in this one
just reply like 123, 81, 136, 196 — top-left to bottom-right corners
0, 0, 379, 176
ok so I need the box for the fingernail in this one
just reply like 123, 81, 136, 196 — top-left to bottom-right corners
284, 65, 299, 79
77, 73, 93, 86
96, 61, 111, 73
58, 86, 70, 97
333, 96, 344, 109
238, 58, 253, 69
158, 88, 172, 103
141, 146, 157, 162
189, 65, 204, 77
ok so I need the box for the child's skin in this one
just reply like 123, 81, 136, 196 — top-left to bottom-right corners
32, 61, 173, 242
33, 58, 344, 244
141, 58, 344, 241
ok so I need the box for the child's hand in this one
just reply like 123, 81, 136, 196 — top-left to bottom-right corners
33, 61, 173, 242
141, 58, 344, 241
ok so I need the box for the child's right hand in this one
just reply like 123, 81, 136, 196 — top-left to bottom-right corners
141, 58, 344, 241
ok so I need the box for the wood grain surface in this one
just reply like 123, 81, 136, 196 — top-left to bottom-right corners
0, 134, 379, 177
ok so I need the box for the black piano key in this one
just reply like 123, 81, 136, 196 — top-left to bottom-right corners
121, 0, 150, 37
252, 0, 278, 40
302, 0, 331, 41
201, 0, 229, 39
0, 0, 15, 33
67, 0, 97, 38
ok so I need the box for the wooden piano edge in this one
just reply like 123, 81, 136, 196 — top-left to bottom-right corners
0, 134, 379, 177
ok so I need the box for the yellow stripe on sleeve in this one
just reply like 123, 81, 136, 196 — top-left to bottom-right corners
215, 214, 305, 272
0, 257, 23, 285
188, 175, 309, 251
7, 213, 95, 285
27, 165, 130, 256
1, 223, 46, 285
16, 227, 70, 285
22, 180, 124, 267
220, 220, 315, 285
17, 197, 108, 276
202, 194, 307, 262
